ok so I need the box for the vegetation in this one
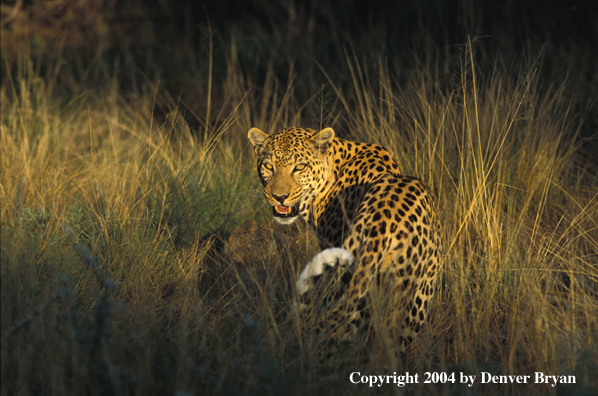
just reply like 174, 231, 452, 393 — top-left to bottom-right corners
1, 1, 596, 395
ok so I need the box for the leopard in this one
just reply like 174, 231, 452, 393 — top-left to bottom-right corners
247, 126, 442, 351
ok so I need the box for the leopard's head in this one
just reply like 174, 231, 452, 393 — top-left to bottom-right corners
247, 127, 335, 224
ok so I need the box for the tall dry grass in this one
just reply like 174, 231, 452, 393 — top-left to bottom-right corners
1, 9, 597, 396
327, 42, 598, 382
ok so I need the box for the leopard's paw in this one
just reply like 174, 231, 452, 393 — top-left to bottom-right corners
296, 248, 353, 296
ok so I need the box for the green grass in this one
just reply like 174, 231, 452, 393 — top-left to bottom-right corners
2, 2, 597, 395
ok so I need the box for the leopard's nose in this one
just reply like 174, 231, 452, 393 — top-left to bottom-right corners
272, 194, 289, 204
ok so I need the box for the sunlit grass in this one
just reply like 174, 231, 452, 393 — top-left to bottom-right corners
323, 39, 598, 382
1, 23, 597, 396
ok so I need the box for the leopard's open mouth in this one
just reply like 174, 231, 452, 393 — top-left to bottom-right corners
272, 204, 299, 218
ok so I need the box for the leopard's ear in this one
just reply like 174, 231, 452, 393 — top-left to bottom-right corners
309, 127, 335, 155
248, 128, 269, 154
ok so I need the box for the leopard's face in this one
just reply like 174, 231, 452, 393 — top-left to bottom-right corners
257, 152, 315, 224
248, 127, 334, 224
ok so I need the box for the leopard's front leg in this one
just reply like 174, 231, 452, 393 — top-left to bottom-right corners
294, 247, 373, 340
293, 248, 353, 312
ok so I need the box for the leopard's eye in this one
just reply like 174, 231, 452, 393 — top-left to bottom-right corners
262, 163, 274, 171
294, 164, 307, 172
